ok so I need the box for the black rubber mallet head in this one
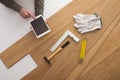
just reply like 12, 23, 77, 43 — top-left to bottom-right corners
44, 57, 51, 65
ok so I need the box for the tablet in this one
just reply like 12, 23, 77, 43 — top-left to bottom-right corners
30, 15, 51, 38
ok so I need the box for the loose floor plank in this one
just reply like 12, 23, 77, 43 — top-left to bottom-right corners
0, 0, 101, 68
0, 0, 119, 80
22, 0, 106, 80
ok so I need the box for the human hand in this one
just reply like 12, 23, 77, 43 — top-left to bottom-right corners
19, 8, 35, 19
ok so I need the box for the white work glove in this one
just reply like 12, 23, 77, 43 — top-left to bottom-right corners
73, 14, 102, 33
73, 14, 97, 23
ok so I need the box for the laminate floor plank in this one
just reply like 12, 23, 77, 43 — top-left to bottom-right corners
79, 22, 120, 80
65, 0, 120, 80
22, 0, 106, 80
0, 0, 102, 68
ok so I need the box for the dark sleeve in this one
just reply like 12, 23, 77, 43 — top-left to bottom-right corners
1, 0, 22, 12
35, 0, 44, 16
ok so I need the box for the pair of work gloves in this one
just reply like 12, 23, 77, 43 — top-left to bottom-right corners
73, 13, 102, 33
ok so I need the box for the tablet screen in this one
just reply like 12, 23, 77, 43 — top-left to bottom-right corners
30, 15, 50, 38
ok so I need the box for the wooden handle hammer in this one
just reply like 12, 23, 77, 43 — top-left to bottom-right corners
44, 41, 70, 64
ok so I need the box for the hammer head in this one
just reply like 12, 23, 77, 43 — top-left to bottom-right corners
44, 57, 51, 65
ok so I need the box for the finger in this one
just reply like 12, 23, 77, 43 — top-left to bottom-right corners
45, 19, 48, 24
24, 13, 30, 18
29, 13, 35, 19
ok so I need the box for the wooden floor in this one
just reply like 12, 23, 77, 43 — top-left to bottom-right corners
0, 0, 120, 80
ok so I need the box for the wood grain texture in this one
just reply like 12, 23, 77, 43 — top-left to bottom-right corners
79, 21, 120, 80
22, 0, 107, 80
0, 0, 120, 80
0, 0, 101, 68
65, 0, 120, 80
